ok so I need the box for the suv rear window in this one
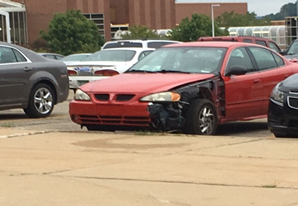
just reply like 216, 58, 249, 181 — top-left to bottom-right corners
104, 42, 143, 49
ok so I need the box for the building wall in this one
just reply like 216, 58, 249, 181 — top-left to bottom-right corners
176, 3, 247, 24
10, 0, 247, 46
109, 0, 129, 24
18, 0, 111, 45
127, 0, 176, 30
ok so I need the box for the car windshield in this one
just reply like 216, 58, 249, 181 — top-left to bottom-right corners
61, 54, 91, 61
83, 50, 136, 62
126, 47, 227, 74
287, 41, 298, 55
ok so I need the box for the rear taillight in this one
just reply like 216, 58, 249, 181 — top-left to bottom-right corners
94, 70, 119, 76
68, 70, 78, 76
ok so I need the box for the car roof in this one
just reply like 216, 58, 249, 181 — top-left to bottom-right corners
198, 36, 274, 42
105, 39, 179, 43
163, 41, 259, 48
98, 47, 156, 51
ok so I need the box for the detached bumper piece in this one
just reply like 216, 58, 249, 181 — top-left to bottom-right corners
148, 103, 185, 131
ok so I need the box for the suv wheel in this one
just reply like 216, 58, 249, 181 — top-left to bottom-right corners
183, 99, 218, 135
24, 83, 55, 118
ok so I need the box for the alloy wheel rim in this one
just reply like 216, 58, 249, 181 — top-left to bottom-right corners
198, 106, 214, 134
34, 88, 53, 114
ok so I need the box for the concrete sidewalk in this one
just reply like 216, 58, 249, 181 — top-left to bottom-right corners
0, 128, 297, 206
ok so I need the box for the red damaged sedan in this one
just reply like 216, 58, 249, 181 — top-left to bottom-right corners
69, 41, 298, 135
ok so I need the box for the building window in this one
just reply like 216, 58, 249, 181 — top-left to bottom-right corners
0, 11, 27, 46
83, 13, 105, 37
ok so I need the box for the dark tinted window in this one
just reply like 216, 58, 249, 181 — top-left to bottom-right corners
243, 39, 253, 43
148, 42, 177, 49
255, 40, 267, 47
103, 42, 142, 49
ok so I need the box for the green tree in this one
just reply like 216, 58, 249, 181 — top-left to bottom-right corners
216, 11, 271, 28
264, 3, 297, 20
169, 14, 228, 42
120, 25, 162, 39
40, 9, 105, 55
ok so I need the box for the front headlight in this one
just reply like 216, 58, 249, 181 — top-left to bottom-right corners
74, 89, 91, 101
140, 92, 180, 102
270, 83, 283, 106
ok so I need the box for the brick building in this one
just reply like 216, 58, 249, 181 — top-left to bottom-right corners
0, 0, 247, 47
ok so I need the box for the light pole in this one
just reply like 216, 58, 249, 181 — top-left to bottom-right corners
211, 4, 220, 37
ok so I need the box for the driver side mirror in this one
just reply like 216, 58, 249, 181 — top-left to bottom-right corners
225, 65, 247, 76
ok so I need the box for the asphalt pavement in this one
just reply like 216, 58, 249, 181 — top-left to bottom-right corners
1, 126, 298, 206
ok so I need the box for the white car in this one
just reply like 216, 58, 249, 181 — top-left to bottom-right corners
67, 48, 155, 90
61, 53, 92, 64
101, 39, 181, 50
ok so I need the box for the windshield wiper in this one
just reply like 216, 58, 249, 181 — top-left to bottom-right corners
160, 69, 191, 73
126, 69, 157, 73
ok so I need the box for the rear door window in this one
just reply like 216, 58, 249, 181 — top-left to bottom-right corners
248, 47, 277, 70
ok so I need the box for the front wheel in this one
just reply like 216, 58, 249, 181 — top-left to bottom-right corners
183, 99, 218, 135
24, 83, 55, 118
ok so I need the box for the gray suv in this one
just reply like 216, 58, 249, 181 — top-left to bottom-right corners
0, 42, 69, 118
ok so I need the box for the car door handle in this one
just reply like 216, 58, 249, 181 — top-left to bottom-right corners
23, 67, 32, 72
253, 79, 261, 84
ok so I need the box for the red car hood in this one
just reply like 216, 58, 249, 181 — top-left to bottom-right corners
81, 73, 215, 93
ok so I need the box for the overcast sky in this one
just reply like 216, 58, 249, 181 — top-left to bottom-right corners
176, 0, 296, 16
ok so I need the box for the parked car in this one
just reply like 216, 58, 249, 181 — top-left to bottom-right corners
282, 39, 298, 60
268, 73, 298, 137
0, 42, 69, 117
38, 52, 65, 60
101, 39, 181, 50
61, 53, 92, 64
69, 41, 298, 134
198, 36, 282, 54
66, 48, 155, 91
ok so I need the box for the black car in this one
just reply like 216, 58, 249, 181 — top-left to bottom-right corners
0, 42, 69, 118
283, 39, 298, 60
268, 73, 298, 137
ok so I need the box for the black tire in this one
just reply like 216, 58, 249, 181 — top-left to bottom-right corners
183, 99, 218, 135
24, 83, 55, 118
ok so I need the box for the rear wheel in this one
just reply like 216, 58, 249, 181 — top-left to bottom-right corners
24, 83, 55, 118
183, 99, 218, 135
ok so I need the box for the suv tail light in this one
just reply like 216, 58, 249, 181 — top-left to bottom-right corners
94, 70, 119, 76
68, 70, 77, 76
